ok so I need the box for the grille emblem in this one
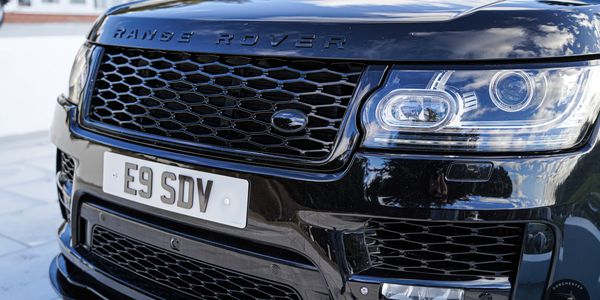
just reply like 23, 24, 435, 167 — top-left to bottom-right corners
271, 109, 308, 133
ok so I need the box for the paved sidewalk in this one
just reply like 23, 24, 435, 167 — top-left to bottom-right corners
0, 131, 60, 300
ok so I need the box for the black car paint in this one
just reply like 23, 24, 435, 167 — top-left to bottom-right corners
49, 0, 600, 299
0, 1, 5, 27
89, 0, 600, 62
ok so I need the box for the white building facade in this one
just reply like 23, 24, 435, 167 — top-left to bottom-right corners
4, 0, 130, 15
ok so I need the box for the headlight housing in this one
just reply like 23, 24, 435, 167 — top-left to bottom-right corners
362, 64, 600, 152
67, 43, 93, 105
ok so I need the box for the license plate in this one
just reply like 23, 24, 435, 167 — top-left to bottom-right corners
102, 152, 249, 228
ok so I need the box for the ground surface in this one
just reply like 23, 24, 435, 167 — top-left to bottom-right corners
0, 22, 93, 299
0, 132, 59, 299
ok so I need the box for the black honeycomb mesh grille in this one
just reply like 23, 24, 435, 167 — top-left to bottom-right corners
362, 219, 525, 281
90, 226, 302, 300
58, 150, 75, 182
87, 46, 364, 160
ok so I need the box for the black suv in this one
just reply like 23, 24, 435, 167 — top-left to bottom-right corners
49, 1, 600, 299
0, 0, 8, 26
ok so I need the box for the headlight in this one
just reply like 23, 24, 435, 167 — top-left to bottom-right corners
67, 43, 93, 105
362, 64, 600, 152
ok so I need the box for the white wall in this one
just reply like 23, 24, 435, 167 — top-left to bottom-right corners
0, 26, 88, 137
4, 0, 129, 15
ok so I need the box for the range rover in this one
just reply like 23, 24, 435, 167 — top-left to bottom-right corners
49, 1, 600, 299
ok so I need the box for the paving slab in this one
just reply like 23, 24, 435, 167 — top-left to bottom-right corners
0, 242, 59, 300
25, 155, 57, 173
0, 188, 44, 216
0, 131, 61, 298
0, 235, 27, 256
0, 163, 52, 188
3, 176, 58, 203
0, 203, 62, 247
0, 143, 57, 165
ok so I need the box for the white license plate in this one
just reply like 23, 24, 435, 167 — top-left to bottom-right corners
102, 152, 249, 228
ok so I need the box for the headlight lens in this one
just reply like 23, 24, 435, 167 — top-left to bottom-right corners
377, 89, 457, 130
67, 44, 93, 105
362, 64, 600, 152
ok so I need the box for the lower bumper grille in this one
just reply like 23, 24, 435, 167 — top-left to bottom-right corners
355, 219, 525, 281
56, 150, 75, 220
90, 226, 302, 300
58, 150, 75, 182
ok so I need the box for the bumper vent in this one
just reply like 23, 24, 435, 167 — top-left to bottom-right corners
358, 219, 525, 281
86, 46, 364, 160
90, 226, 302, 300
56, 150, 76, 220
58, 150, 75, 182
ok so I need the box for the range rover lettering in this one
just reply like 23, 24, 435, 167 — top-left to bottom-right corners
49, 1, 600, 299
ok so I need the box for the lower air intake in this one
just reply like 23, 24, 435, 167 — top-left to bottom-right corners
358, 219, 525, 281
90, 226, 302, 300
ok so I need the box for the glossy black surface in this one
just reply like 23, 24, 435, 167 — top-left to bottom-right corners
0, 5, 4, 28
52, 89, 600, 298
50, 1, 600, 299
80, 203, 323, 299
108, 0, 508, 23
83, 46, 367, 166
350, 219, 525, 280
90, 0, 600, 61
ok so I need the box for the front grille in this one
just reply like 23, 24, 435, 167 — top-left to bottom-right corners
360, 219, 525, 281
87, 46, 364, 160
90, 226, 302, 300
57, 150, 75, 182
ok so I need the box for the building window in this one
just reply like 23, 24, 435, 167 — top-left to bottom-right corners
41, 0, 60, 3
18, 0, 31, 6
71, 0, 86, 4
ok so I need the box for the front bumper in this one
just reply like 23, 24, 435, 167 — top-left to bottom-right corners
50, 96, 600, 299
49, 222, 155, 300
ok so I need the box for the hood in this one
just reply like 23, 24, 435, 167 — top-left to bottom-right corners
102, 0, 507, 23
89, 0, 600, 61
